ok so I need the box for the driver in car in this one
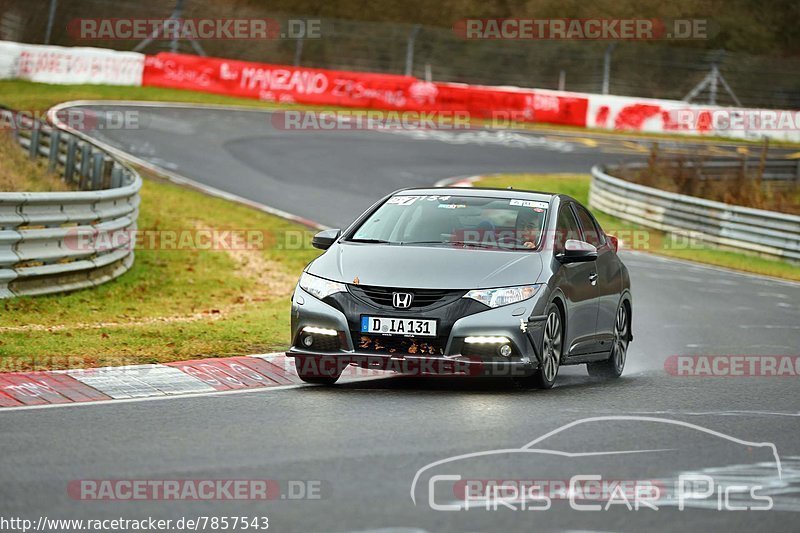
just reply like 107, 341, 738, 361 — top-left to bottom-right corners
518, 208, 546, 249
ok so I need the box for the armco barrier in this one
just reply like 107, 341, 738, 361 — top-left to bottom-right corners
589, 163, 800, 261
0, 110, 141, 298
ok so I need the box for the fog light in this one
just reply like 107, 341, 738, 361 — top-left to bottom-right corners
299, 326, 341, 352
498, 344, 512, 357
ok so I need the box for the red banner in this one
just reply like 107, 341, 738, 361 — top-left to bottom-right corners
142, 52, 588, 127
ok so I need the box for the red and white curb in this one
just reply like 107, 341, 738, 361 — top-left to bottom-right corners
0, 354, 385, 410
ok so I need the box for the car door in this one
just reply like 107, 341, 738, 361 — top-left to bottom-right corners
573, 203, 619, 349
555, 203, 601, 355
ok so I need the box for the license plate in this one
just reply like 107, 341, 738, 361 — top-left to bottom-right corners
361, 316, 437, 337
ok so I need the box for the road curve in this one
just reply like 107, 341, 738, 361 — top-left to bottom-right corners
0, 104, 798, 532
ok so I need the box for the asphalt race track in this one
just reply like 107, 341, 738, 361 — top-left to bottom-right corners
1, 105, 799, 532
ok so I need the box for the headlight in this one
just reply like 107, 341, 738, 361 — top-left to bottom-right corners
464, 285, 540, 308
298, 272, 347, 300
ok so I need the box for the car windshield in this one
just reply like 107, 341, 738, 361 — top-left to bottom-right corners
348, 194, 549, 250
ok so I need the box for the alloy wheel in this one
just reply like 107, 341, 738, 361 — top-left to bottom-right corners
542, 309, 562, 382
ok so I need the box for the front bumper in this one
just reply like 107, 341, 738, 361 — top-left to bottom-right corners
288, 284, 548, 378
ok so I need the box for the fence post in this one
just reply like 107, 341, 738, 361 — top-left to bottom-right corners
404, 24, 421, 76
29, 129, 40, 159
80, 143, 92, 189
111, 166, 123, 188
64, 136, 76, 183
602, 43, 617, 95
48, 131, 60, 171
102, 158, 113, 188
91, 153, 104, 190
44, 0, 58, 44
294, 36, 304, 66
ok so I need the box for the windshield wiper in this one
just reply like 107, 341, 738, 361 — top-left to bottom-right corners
450, 241, 497, 249
404, 240, 495, 249
347, 238, 394, 244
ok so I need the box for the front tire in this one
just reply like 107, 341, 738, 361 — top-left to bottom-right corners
587, 301, 629, 379
529, 304, 563, 389
298, 375, 340, 385
295, 356, 342, 385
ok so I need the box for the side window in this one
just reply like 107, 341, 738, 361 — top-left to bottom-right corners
555, 205, 581, 253
574, 205, 605, 247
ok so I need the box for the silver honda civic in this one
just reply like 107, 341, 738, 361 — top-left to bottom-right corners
287, 187, 632, 388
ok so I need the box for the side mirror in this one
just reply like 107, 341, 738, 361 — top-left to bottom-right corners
607, 234, 619, 253
558, 239, 598, 263
312, 229, 341, 250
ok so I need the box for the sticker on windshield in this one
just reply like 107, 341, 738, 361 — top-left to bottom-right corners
388, 195, 451, 206
387, 196, 421, 206
510, 199, 549, 209
438, 204, 466, 209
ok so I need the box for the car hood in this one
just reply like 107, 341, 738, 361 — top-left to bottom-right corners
307, 243, 544, 289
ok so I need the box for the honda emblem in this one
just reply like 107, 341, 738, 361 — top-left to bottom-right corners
392, 292, 413, 309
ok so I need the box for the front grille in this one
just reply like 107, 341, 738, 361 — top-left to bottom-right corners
354, 334, 445, 356
349, 285, 465, 310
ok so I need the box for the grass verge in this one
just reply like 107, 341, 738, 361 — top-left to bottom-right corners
0, 174, 320, 371
476, 173, 800, 281
0, 130, 71, 192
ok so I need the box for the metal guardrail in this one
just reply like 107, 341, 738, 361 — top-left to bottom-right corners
0, 109, 141, 298
589, 163, 800, 262
615, 159, 800, 183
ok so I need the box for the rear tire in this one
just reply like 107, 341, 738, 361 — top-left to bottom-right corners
587, 301, 629, 379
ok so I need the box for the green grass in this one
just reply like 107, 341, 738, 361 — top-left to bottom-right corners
0, 130, 71, 192
0, 80, 305, 114
0, 176, 321, 371
476, 173, 800, 281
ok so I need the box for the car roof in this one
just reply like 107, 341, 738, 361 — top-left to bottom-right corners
394, 187, 563, 203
